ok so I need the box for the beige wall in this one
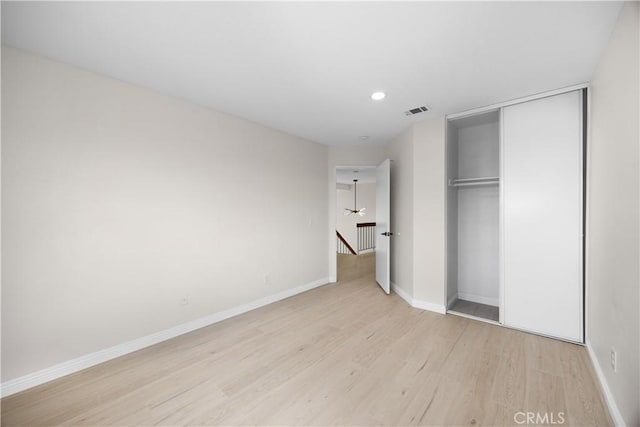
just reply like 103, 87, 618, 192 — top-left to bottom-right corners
384, 115, 446, 309
587, 2, 639, 425
386, 127, 414, 296
1, 46, 329, 381
446, 122, 459, 305
412, 117, 446, 307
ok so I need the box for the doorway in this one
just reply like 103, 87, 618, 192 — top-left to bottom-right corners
335, 165, 377, 283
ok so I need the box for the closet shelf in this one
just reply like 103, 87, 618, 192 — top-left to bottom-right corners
449, 176, 499, 187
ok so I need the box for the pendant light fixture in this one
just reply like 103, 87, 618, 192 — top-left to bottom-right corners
344, 179, 366, 216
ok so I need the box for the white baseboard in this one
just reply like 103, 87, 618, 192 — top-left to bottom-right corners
0, 277, 330, 398
457, 292, 499, 307
413, 298, 447, 314
391, 282, 446, 315
391, 281, 412, 305
585, 341, 625, 426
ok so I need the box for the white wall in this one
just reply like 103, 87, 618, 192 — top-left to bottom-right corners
456, 121, 499, 305
587, 2, 639, 425
456, 187, 499, 305
1, 46, 329, 382
336, 183, 376, 252
457, 122, 499, 178
387, 128, 414, 297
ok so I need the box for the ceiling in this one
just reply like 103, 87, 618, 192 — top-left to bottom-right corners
1, 2, 622, 147
336, 166, 377, 185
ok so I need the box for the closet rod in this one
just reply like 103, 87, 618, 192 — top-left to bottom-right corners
450, 180, 499, 187
451, 176, 499, 183
449, 176, 499, 187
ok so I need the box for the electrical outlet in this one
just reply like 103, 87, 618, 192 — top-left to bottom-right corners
180, 297, 189, 306
610, 349, 617, 372
264, 273, 270, 285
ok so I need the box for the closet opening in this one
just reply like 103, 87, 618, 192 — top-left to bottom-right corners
446, 110, 500, 323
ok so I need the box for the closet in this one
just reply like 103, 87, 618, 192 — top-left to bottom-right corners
445, 88, 585, 343
446, 111, 500, 322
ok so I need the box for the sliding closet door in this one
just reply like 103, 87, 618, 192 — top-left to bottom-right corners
502, 90, 583, 342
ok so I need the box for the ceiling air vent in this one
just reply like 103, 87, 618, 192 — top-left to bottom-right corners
404, 106, 429, 116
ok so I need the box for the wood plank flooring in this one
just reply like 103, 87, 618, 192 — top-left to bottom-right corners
1, 260, 611, 426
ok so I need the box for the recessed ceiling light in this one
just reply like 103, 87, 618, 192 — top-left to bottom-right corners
371, 91, 386, 101
359, 135, 370, 141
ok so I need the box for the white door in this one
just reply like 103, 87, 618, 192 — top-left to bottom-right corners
375, 159, 391, 294
502, 90, 583, 342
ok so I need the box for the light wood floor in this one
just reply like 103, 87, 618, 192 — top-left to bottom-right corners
1, 259, 611, 426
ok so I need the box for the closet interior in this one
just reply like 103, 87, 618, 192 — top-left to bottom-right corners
446, 110, 500, 322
